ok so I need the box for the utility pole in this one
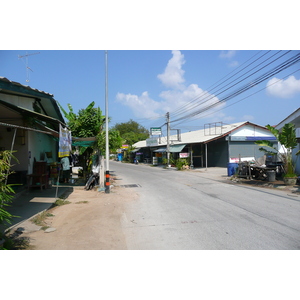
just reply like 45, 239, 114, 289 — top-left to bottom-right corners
166, 112, 170, 167
105, 50, 110, 193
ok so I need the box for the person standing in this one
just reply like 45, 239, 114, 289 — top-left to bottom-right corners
61, 156, 71, 183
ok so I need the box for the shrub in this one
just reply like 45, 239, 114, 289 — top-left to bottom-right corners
0, 150, 18, 229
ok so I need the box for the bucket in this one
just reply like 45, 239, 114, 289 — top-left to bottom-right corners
267, 170, 276, 182
227, 163, 238, 176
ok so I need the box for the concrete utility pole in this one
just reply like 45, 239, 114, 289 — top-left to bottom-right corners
105, 50, 110, 193
166, 112, 170, 167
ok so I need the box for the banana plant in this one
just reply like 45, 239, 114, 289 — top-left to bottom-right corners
256, 123, 300, 176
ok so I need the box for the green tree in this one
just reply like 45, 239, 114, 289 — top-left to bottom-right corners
58, 101, 122, 155
59, 102, 104, 138
255, 123, 300, 177
111, 119, 149, 146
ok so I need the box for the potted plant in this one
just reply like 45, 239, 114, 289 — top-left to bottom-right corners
255, 123, 300, 185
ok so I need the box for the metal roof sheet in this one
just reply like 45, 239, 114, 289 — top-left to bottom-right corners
133, 121, 270, 149
0, 77, 54, 97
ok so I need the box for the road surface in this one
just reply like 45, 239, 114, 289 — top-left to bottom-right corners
110, 161, 300, 250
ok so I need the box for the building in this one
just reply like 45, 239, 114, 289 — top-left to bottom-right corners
133, 121, 277, 168
0, 77, 66, 185
275, 107, 300, 175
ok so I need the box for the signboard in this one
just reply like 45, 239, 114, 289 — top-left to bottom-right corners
150, 127, 161, 136
146, 137, 159, 147
58, 124, 72, 158
179, 153, 189, 158
229, 136, 276, 141
121, 145, 129, 149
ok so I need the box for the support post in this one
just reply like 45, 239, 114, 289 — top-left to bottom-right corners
5, 128, 17, 185
205, 143, 208, 171
105, 50, 110, 193
166, 112, 170, 167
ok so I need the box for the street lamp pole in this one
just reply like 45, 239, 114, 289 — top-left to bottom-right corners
105, 50, 110, 193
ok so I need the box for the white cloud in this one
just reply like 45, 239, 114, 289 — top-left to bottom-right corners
157, 50, 185, 89
116, 51, 226, 122
159, 83, 224, 118
266, 76, 300, 98
116, 92, 161, 119
219, 50, 236, 59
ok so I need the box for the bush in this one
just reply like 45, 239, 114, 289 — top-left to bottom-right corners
0, 150, 18, 229
175, 158, 189, 170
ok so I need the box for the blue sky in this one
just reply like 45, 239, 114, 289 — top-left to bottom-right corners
1, 50, 300, 135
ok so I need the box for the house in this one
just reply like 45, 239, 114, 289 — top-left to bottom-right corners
0, 77, 66, 186
133, 121, 277, 168
275, 107, 300, 175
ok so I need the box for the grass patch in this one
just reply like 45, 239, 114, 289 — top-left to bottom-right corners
53, 199, 71, 207
31, 211, 49, 227
75, 201, 89, 204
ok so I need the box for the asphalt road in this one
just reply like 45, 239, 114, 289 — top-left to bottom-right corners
110, 161, 300, 250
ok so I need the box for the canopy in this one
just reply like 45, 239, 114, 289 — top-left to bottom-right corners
170, 144, 186, 152
153, 144, 186, 153
72, 136, 96, 147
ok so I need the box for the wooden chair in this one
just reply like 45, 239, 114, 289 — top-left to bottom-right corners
27, 161, 48, 191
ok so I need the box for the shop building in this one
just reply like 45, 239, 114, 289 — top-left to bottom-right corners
133, 121, 277, 168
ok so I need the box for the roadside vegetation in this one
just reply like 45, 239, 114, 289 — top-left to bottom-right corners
0, 150, 31, 250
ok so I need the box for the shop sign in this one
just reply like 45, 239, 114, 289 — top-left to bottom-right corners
179, 152, 189, 158
150, 127, 161, 135
121, 145, 129, 149
146, 137, 159, 146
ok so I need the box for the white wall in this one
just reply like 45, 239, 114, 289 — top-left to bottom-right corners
27, 131, 57, 173
230, 125, 274, 138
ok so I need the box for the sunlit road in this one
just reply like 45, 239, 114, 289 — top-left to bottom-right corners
110, 161, 300, 250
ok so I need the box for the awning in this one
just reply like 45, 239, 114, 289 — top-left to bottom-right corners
0, 98, 65, 127
72, 136, 96, 147
170, 144, 186, 152
153, 144, 186, 153
131, 148, 140, 153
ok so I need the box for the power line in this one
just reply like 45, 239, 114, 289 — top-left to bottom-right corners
170, 50, 289, 120
170, 50, 269, 117
172, 67, 300, 129
171, 51, 300, 124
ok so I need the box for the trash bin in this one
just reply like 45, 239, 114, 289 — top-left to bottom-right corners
227, 163, 238, 176
267, 170, 276, 182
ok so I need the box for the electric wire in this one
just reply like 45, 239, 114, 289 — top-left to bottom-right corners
170, 50, 290, 120
171, 67, 300, 128
170, 51, 300, 124
169, 50, 270, 117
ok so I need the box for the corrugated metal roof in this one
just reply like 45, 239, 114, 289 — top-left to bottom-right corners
0, 77, 54, 97
133, 121, 269, 149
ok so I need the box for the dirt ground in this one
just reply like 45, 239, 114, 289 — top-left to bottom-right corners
22, 186, 139, 250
